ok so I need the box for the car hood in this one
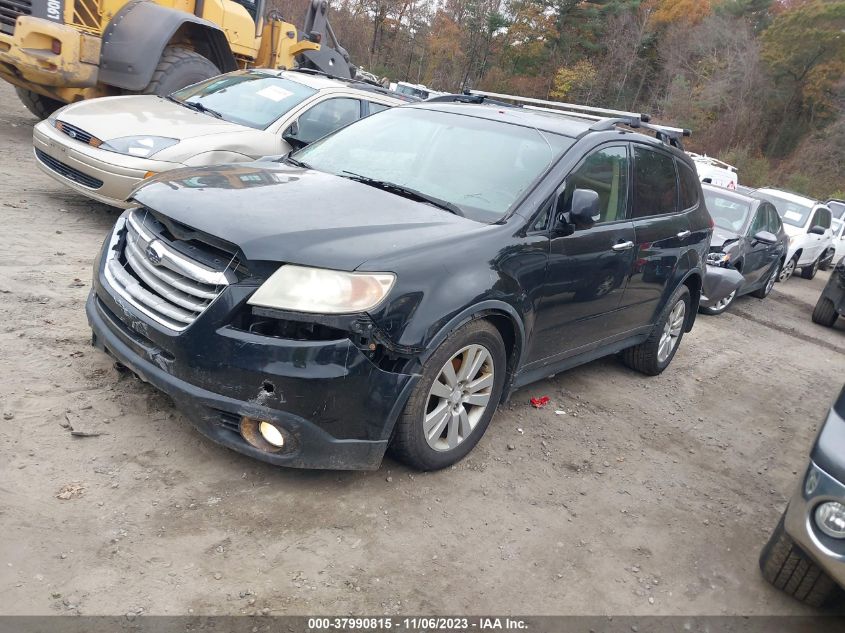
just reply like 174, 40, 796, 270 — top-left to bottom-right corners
131, 162, 480, 271
710, 226, 742, 250
56, 95, 248, 142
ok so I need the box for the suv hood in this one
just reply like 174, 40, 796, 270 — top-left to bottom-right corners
131, 162, 479, 271
57, 95, 248, 142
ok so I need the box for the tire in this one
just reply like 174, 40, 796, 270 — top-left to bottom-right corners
779, 255, 798, 283
699, 289, 736, 315
390, 320, 507, 471
621, 284, 690, 376
750, 261, 780, 299
801, 257, 819, 280
15, 88, 63, 120
812, 297, 839, 327
759, 514, 837, 607
819, 249, 834, 271
142, 47, 220, 96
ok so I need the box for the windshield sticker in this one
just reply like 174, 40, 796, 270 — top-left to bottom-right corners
784, 210, 803, 222
256, 86, 295, 102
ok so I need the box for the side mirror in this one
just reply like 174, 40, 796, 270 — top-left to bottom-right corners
282, 121, 306, 150
752, 230, 778, 245
557, 188, 600, 229
809, 225, 826, 235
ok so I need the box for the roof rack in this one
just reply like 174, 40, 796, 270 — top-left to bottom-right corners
448, 89, 692, 149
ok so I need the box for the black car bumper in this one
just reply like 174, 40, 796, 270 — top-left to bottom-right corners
87, 264, 419, 470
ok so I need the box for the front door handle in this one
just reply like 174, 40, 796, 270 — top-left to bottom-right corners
612, 241, 635, 251
677, 230, 691, 239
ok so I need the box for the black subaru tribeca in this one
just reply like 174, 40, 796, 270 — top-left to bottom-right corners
87, 99, 712, 471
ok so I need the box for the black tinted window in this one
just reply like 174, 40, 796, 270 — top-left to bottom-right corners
368, 102, 390, 115
559, 146, 629, 224
632, 146, 678, 218
295, 98, 361, 144
818, 208, 832, 229
678, 161, 699, 210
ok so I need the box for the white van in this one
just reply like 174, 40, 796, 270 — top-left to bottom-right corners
688, 153, 739, 190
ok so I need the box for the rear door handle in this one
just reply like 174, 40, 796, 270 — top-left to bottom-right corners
677, 230, 691, 239
612, 241, 635, 251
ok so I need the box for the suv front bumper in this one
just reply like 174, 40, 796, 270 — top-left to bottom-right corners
87, 237, 419, 470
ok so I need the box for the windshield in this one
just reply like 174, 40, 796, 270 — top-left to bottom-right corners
703, 190, 752, 232
827, 200, 845, 221
293, 107, 573, 222
170, 72, 316, 130
754, 191, 813, 227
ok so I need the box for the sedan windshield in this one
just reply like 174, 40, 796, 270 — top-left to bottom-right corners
754, 191, 813, 227
703, 190, 752, 232
170, 72, 316, 130
292, 107, 573, 222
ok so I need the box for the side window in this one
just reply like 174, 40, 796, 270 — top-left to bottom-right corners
293, 98, 361, 145
367, 102, 390, 116
819, 208, 832, 230
632, 146, 679, 218
767, 205, 782, 233
749, 206, 768, 236
677, 161, 700, 210
558, 145, 629, 224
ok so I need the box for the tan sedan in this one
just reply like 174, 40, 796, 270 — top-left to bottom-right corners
32, 69, 409, 207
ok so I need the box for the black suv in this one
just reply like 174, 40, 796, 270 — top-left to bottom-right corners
86, 95, 712, 471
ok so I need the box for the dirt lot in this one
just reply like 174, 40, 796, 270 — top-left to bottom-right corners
1, 81, 844, 617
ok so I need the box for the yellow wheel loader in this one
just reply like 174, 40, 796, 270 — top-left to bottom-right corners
0, 0, 355, 117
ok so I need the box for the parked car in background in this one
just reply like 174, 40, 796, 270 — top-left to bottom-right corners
832, 218, 845, 267
826, 199, 845, 221
392, 81, 445, 100
812, 259, 845, 328
698, 184, 786, 315
86, 97, 711, 471
753, 188, 835, 281
688, 152, 738, 190
33, 69, 411, 207
760, 384, 845, 606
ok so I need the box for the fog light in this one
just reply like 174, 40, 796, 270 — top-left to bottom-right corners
816, 502, 845, 539
259, 422, 285, 448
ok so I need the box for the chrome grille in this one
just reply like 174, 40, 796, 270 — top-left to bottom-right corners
104, 209, 234, 331
0, 0, 30, 35
56, 120, 97, 146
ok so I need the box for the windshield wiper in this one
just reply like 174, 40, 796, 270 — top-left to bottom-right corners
174, 98, 223, 119
284, 155, 310, 169
340, 171, 463, 216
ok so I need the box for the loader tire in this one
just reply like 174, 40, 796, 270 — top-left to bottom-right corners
16, 88, 64, 120
143, 47, 220, 97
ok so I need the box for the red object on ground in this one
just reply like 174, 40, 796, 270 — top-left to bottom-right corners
530, 396, 550, 408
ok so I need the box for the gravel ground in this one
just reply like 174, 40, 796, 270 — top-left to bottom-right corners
1, 81, 844, 617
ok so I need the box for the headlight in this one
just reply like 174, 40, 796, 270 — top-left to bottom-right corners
100, 136, 178, 158
706, 252, 731, 266
248, 265, 395, 314
815, 501, 845, 539
47, 104, 71, 128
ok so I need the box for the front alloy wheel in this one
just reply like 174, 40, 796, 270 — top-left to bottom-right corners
700, 290, 736, 316
779, 257, 797, 282
390, 320, 506, 470
424, 344, 494, 451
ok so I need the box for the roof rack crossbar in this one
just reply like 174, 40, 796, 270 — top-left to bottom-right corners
522, 104, 607, 122
467, 89, 651, 123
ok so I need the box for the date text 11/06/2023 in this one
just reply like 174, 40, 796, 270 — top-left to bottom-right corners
307, 617, 529, 631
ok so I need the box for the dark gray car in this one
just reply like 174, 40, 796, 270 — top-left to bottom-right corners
698, 184, 788, 315
760, 385, 845, 606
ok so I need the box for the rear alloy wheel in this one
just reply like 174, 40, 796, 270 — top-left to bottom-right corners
390, 320, 506, 470
801, 257, 820, 280
751, 261, 779, 299
779, 256, 798, 282
812, 297, 839, 327
621, 284, 690, 376
699, 289, 736, 315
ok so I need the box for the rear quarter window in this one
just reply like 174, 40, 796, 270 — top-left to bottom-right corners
677, 161, 700, 210
632, 146, 679, 218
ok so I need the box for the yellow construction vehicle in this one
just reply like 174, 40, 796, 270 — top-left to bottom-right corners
0, 0, 355, 117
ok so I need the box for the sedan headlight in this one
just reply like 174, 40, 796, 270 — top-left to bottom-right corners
248, 265, 396, 314
101, 136, 179, 158
706, 251, 731, 266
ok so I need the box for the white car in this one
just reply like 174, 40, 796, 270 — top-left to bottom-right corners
753, 188, 836, 281
832, 217, 845, 266
32, 69, 410, 207
688, 152, 738, 190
